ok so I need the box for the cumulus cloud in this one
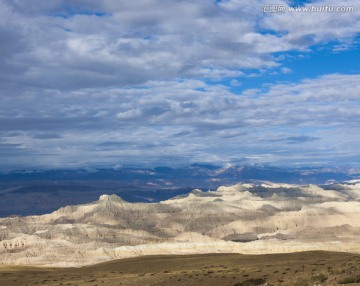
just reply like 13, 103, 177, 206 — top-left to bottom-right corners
0, 0, 359, 169
1, 0, 358, 92
116, 109, 142, 120
262, 0, 360, 49
1, 74, 359, 168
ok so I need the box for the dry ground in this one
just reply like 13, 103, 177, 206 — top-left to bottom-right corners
1, 251, 360, 286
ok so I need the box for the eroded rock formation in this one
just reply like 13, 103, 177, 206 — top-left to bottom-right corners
1, 181, 360, 267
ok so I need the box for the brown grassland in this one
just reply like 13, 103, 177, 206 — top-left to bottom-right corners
1, 251, 360, 286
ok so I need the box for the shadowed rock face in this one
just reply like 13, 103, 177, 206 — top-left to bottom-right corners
1, 181, 360, 267
223, 232, 259, 242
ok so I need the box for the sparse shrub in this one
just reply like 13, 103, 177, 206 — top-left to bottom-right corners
338, 274, 360, 284
233, 277, 266, 286
295, 278, 310, 286
311, 273, 327, 283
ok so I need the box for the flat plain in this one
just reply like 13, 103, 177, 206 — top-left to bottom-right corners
1, 251, 360, 286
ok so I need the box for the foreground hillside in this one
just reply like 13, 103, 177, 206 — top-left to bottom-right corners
1, 182, 360, 267
1, 252, 360, 286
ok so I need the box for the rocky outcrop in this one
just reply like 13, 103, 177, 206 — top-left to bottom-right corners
1, 182, 360, 267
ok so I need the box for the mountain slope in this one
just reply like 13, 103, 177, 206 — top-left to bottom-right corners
1, 182, 360, 266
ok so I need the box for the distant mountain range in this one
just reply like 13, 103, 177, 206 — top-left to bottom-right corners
0, 164, 359, 217
2, 164, 360, 184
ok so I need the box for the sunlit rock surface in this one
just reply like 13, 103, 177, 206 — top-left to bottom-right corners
1, 182, 360, 267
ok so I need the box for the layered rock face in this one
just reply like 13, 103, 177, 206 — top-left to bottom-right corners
1, 182, 360, 267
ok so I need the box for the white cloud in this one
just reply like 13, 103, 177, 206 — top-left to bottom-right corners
281, 67, 292, 74
1, 0, 358, 92
0, 0, 359, 168
117, 109, 142, 120
262, 0, 360, 49
1, 74, 359, 168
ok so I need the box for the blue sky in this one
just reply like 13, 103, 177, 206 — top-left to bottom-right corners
0, 0, 359, 170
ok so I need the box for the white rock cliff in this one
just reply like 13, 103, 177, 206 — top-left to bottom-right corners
1, 182, 360, 267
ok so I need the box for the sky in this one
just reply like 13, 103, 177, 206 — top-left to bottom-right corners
0, 0, 359, 170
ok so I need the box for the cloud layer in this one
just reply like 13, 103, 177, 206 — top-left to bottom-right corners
0, 0, 359, 169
